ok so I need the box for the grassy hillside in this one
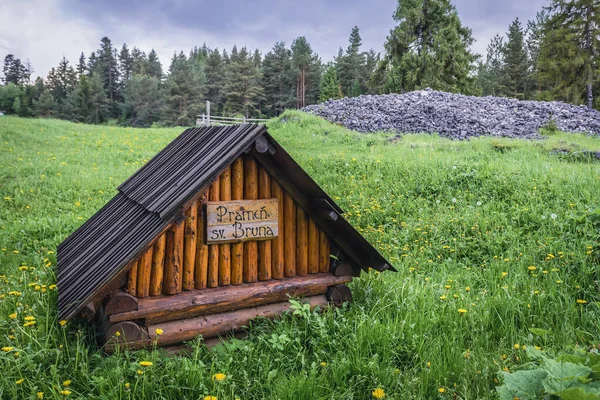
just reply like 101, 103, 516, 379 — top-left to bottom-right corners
0, 113, 599, 399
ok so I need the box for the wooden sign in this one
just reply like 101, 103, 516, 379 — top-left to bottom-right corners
206, 199, 279, 244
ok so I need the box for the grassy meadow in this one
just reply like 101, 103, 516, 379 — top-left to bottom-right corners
0, 111, 599, 399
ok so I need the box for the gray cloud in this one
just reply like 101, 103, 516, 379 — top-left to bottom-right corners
0, 0, 547, 79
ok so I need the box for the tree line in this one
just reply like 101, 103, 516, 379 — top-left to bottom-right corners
1, 0, 599, 127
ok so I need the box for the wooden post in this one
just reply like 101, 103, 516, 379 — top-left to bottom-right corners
231, 158, 244, 285
307, 218, 319, 274
318, 229, 330, 273
219, 166, 231, 286
136, 246, 153, 297
258, 166, 272, 281
296, 207, 308, 276
150, 234, 166, 296
271, 180, 284, 279
195, 193, 209, 289
164, 222, 184, 295
183, 201, 198, 290
283, 192, 296, 277
243, 155, 258, 283
208, 179, 220, 288
126, 260, 138, 296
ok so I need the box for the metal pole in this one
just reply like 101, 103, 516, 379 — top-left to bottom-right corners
206, 100, 211, 125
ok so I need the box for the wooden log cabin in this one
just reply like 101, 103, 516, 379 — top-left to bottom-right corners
57, 125, 395, 350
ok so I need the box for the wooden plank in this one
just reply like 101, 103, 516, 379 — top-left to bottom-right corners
271, 180, 285, 279
296, 207, 308, 276
208, 179, 220, 288
283, 191, 296, 277
207, 220, 278, 244
319, 229, 331, 273
126, 260, 138, 296
243, 155, 258, 283
150, 234, 166, 296
195, 193, 209, 289
231, 158, 244, 285
136, 246, 153, 297
182, 200, 198, 290
307, 218, 319, 274
219, 166, 232, 286
206, 199, 278, 227
258, 166, 272, 281
163, 223, 184, 295
110, 273, 352, 324
147, 295, 329, 346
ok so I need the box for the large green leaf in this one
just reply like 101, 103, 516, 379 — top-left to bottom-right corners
559, 386, 600, 400
497, 369, 547, 400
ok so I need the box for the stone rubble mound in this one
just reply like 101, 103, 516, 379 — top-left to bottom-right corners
302, 89, 600, 139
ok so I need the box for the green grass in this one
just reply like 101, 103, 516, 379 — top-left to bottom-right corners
0, 112, 599, 399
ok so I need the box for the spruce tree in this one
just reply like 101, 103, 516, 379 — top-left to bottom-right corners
77, 52, 87, 78
261, 42, 294, 116
96, 37, 120, 116
539, 0, 600, 108
204, 49, 225, 114
119, 44, 133, 82
318, 65, 342, 102
2, 55, 30, 85
526, 10, 548, 96
502, 18, 529, 98
34, 89, 57, 117
478, 34, 506, 96
223, 46, 263, 118
162, 51, 204, 126
383, 0, 478, 94
146, 49, 163, 80
291, 37, 321, 108
121, 75, 162, 127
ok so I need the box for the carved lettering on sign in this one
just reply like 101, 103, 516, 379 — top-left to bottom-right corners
206, 199, 279, 244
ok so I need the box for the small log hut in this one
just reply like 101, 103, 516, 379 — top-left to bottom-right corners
57, 125, 395, 350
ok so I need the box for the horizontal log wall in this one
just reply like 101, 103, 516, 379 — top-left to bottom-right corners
125, 155, 331, 297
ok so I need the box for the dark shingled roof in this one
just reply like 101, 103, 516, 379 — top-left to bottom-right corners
57, 124, 394, 321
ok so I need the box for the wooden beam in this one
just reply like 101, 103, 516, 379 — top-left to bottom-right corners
308, 218, 319, 274
283, 191, 296, 277
319, 229, 330, 273
104, 291, 139, 315
257, 165, 271, 280
183, 200, 198, 290
109, 273, 352, 324
243, 155, 258, 283
271, 180, 284, 279
125, 260, 138, 296
195, 192, 209, 289
219, 166, 231, 286
150, 234, 166, 296
163, 222, 184, 294
147, 295, 329, 346
296, 207, 308, 276
208, 178, 220, 288
136, 246, 153, 297
230, 158, 244, 285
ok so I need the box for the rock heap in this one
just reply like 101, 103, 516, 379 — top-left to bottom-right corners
303, 89, 600, 140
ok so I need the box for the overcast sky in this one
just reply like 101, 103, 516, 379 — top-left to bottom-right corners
0, 0, 547, 79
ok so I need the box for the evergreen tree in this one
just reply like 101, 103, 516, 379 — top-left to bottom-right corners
34, 89, 57, 117
318, 64, 342, 102
119, 44, 134, 82
383, 0, 478, 94
162, 51, 204, 126
539, 0, 600, 108
64, 74, 109, 124
96, 37, 120, 115
502, 18, 529, 98
146, 49, 163, 80
46, 56, 77, 115
121, 74, 162, 127
337, 26, 365, 96
2, 54, 31, 85
204, 48, 225, 114
77, 52, 87, 78
223, 46, 263, 117
526, 10, 549, 96
131, 47, 147, 75
478, 34, 505, 96
291, 37, 321, 108
261, 42, 294, 116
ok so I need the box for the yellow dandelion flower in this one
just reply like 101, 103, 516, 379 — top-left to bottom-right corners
438, 387, 445, 393
527, 266, 536, 271
465, 287, 470, 292
137, 370, 143, 375
372, 388, 386, 399
514, 344, 520, 350
203, 396, 217, 400
114, 331, 121, 337
59, 320, 67, 326
427, 361, 431, 368
24, 316, 36, 321
556, 280, 562, 284
125, 383, 130, 389
440, 295, 447, 300
49, 284, 57, 290
8, 313, 17, 319
23, 321, 36, 327
14, 352, 19, 358
534, 290, 539, 295
2, 347, 14, 352
458, 309, 467, 314
59, 390, 71, 396
320, 362, 327, 367
155, 328, 163, 336
16, 378, 24, 384
501, 354, 507, 360
501, 272, 508, 278
18, 266, 28, 271
535, 346, 541, 350
63, 380, 71, 387
140, 361, 153, 367
444, 285, 451, 289
37, 392, 44, 399
212, 373, 226, 381
576, 299, 588, 305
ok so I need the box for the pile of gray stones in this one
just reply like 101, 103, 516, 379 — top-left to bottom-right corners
302, 89, 600, 140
